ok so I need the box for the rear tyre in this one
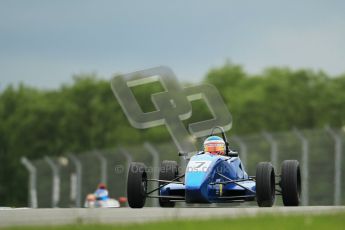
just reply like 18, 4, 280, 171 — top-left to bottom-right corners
127, 162, 147, 208
281, 160, 301, 206
159, 160, 179, 207
256, 162, 275, 207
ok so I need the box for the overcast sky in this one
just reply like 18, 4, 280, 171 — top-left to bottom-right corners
1, 0, 345, 89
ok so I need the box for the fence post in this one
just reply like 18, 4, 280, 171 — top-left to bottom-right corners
144, 142, 160, 207
94, 151, 107, 184
262, 131, 278, 169
20, 157, 38, 208
68, 154, 82, 208
232, 136, 248, 166
325, 127, 342, 206
44, 156, 60, 208
293, 128, 309, 206
118, 147, 133, 197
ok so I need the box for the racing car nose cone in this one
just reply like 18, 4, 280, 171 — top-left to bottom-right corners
185, 172, 209, 203
184, 154, 217, 203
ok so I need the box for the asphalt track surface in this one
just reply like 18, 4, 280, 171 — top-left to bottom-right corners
0, 206, 344, 227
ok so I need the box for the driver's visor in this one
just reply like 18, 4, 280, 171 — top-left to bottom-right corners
204, 142, 225, 153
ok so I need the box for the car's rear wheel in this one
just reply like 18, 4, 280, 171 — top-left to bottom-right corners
281, 160, 301, 206
256, 162, 275, 207
159, 160, 179, 207
127, 162, 147, 208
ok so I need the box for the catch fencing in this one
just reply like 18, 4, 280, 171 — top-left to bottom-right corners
21, 127, 344, 207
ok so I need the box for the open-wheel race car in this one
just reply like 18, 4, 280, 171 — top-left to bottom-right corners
127, 126, 301, 208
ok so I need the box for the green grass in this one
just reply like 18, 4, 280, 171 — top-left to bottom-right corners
4, 212, 345, 230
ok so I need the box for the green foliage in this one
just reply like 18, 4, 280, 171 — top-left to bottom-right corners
5, 212, 345, 230
205, 62, 345, 134
1, 63, 345, 206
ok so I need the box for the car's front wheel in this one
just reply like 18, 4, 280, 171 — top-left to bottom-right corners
127, 162, 147, 208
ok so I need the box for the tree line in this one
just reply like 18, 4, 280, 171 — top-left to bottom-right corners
1, 62, 345, 206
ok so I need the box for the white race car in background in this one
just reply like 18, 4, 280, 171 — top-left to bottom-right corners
84, 194, 124, 208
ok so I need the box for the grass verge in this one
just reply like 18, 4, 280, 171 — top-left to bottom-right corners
4, 211, 345, 230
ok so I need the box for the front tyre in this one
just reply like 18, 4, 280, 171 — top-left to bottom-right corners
127, 162, 147, 208
281, 160, 301, 206
256, 162, 275, 207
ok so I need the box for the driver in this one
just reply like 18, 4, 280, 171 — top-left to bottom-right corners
94, 183, 109, 201
203, 136, 225, 155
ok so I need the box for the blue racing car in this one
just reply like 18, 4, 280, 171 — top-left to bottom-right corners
127, 126, 301, 208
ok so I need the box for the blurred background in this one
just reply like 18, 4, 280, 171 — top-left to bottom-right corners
1, 0, 345, 207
